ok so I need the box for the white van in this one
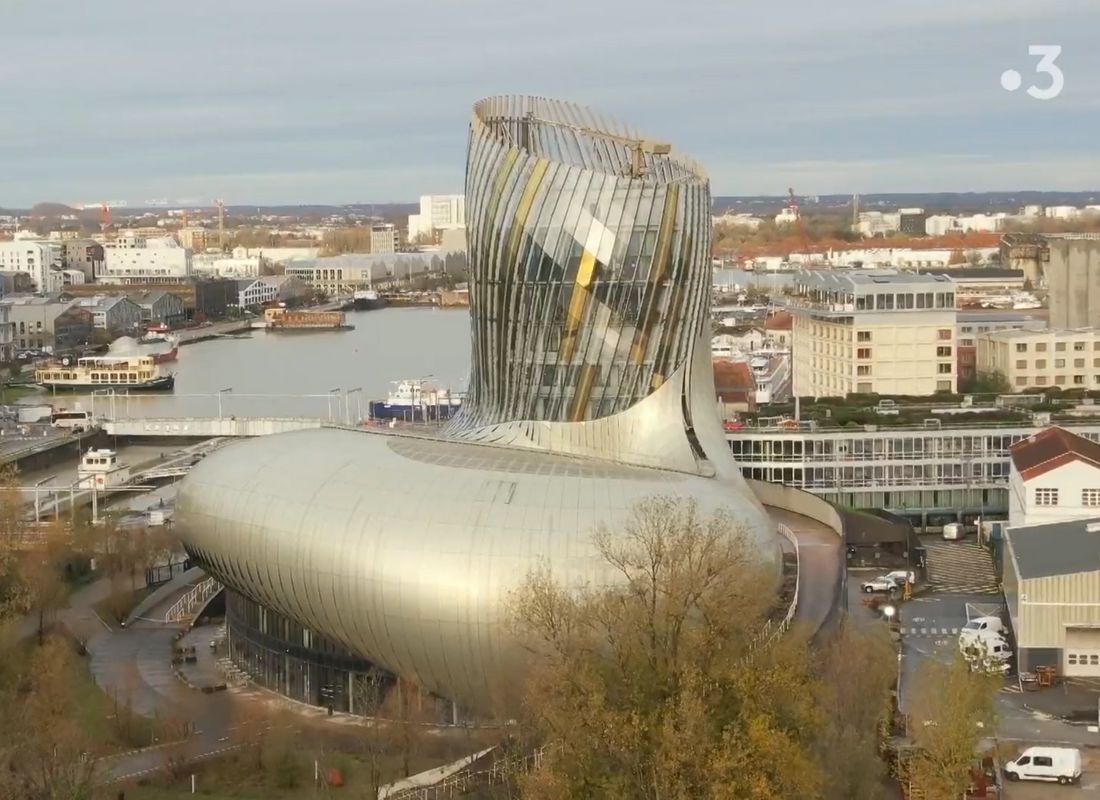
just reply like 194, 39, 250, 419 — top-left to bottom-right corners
942, 522, 963, 541
960, 616, 1005, 638
1004, 746, 1082, 785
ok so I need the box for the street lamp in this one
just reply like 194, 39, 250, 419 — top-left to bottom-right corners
217, 388, 232, 420
327, 388, 340, 421
33, 474, 57, 524
345, 388, 362, 426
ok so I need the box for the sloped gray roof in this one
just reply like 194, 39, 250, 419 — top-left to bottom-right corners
1007, 517, 1100, 579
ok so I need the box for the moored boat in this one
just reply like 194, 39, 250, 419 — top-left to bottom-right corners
352, 289, 387, 311
35, 355, 175, 392
369, 380, 463, 421
108, 334, 178, 364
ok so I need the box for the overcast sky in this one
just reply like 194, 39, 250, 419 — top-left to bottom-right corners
2, 0, 1097, 206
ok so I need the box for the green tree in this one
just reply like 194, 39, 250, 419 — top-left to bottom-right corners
969, 370, 1011, 395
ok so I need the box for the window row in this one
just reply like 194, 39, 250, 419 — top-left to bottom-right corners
1014, 358, 1100, 369
1016, 340, 1100, 353
1014, 375, 1100, 387
1034, 488, 1100, 507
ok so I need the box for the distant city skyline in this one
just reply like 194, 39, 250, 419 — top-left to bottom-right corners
2, 0, 1098, 206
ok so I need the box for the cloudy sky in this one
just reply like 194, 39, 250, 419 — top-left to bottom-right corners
2, 0, 1097, 206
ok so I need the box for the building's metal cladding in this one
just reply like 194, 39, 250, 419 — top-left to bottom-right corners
445, 97, 745, 483
177, 429, 777, 710
175, 96, 777, 713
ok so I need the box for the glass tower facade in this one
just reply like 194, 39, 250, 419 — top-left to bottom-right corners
450, 96, 712, 431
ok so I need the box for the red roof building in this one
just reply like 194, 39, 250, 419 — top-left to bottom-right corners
1009, 427, 1100, 526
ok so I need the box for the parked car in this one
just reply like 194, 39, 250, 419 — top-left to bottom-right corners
943, 522, 963, 541
860, 571, 908, 594
1004, 746, 1081, 785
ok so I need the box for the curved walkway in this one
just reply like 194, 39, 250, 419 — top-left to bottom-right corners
765, 506, 846, 636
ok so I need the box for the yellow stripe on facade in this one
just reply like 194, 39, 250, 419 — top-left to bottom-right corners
569, 364, 597, 422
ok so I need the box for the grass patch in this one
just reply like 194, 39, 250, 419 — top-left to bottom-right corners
93, 583, 157, 626
109, 726, 503, 799
0, 384, 42, 403
67, 645, 161, 754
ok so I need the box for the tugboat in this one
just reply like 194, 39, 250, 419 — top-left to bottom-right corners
352, 289, 387, 311
35, 355, 175, 392
368, 380, 463, 422
77, 448, 131, 490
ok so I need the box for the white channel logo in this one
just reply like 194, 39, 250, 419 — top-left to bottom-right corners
1001, 45, 1064, 100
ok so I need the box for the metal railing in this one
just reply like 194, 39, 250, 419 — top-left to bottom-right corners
774, 523, 800, 636
165, 576, 223, 624
383, 744, 553, 800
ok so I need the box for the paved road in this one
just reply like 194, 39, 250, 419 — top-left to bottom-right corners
88, 580, 240, 783
765, 506, 844, 635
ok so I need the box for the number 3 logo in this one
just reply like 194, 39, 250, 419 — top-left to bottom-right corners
1027, 45, 1064, 100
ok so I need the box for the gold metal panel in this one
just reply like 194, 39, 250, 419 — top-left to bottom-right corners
569, 364, 597, 421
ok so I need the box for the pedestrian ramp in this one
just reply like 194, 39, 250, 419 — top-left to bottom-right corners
922, 539, 1001, 595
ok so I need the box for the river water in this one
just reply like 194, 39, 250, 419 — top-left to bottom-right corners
48, 307, 473, 421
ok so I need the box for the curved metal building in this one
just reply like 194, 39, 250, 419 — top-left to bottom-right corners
448, 97, 736, 480
176, 96, 776, 713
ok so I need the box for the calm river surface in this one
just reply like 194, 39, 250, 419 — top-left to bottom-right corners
51, 307, 473, 420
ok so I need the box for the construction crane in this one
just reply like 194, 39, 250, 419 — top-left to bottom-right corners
519, 113, 670, 178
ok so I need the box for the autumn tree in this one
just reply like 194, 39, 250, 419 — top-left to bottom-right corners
902, 653, 1000, 800
380, 677, 435, 778
0, 636, 98, 799
20, 529, 70, 644
814, 620, 897, 800
512, 496, 825, 800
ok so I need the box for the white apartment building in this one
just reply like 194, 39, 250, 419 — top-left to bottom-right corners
407, 194, 465, 242
977, 328, 1100, 391
713, 212, 764, 230
231, 246, 319, 264
854, 211, 901, 238
370, 224, 398, 254
192, 253, 262, 279
100, 237, 192, 283
787, 246, 998, 270
1008, 427, 1100, 527
236, 278, 278, 308
924, 213, 1006, 236
0, 240, 62, 292
784, 270, 957, 397
0, 305, 14, 362
1046, 206, 1081, 220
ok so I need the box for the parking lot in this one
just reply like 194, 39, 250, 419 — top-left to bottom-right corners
852, 533, 1100, 796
